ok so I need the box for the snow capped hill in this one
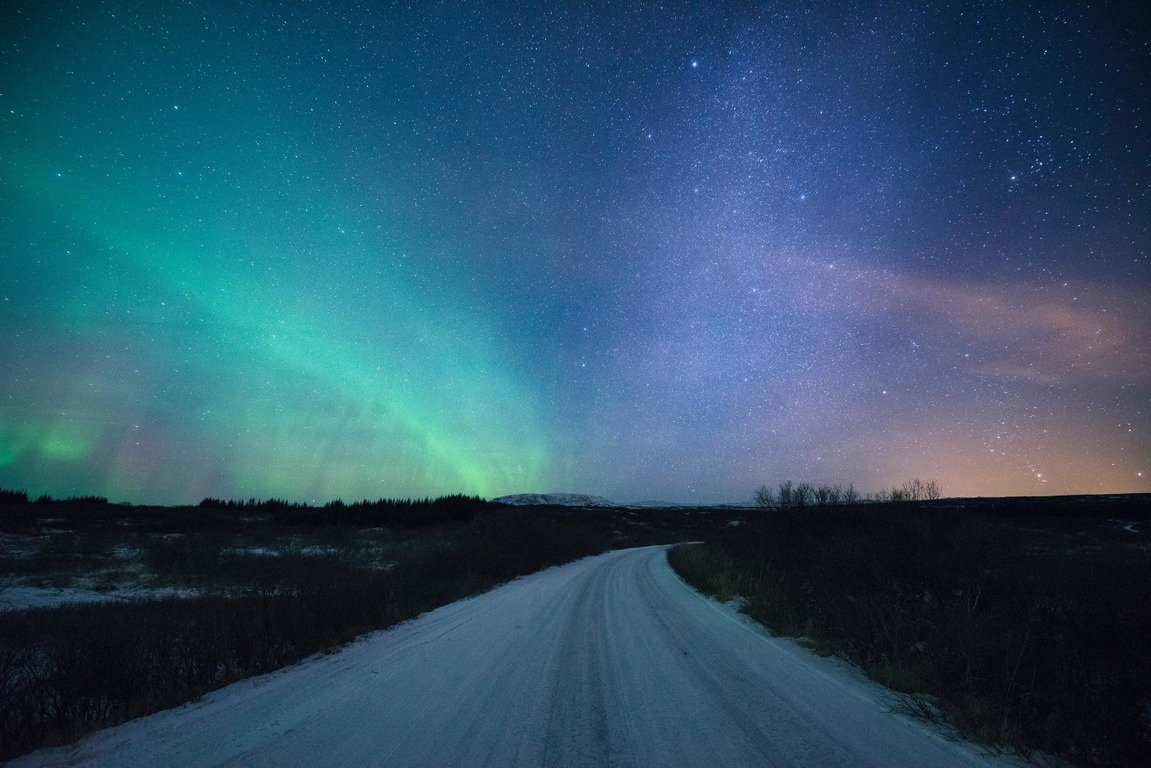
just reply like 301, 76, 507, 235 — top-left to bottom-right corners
491, 493, 615, 507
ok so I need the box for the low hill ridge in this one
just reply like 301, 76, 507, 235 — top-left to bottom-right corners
492, 493, 615, 507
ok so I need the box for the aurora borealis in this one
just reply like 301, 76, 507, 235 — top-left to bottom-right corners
1, 2, 1148, 504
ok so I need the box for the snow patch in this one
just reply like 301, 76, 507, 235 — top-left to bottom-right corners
0, 584, 200, 612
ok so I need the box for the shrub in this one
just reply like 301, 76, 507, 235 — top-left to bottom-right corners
669, 502, 1151, 767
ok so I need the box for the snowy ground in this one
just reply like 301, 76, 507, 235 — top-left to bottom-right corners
0, 584, 200, 611
12, 546, 1020, 767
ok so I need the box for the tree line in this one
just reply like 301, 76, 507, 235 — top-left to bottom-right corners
0, 489, 109, 505
753, 478, 941, 509
198, 494, 494, 528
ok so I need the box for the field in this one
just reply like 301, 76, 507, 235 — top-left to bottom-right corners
669, 494, 1151, 767
0, 495, 713, 760
3, 493, 1147, 766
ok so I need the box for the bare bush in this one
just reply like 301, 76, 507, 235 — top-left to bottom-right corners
753, 485, 776, 508
924, 479, 941, 500
755, 481, 865, 509
814, 484, 841, 506
896, 478, 943, 502
777, 481, 794, 509
870, 479, 943, 503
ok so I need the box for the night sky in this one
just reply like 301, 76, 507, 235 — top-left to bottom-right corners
1, 1, 1148, 505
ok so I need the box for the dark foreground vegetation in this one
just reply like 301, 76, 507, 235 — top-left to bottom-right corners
0, 493, 701, 761
5, 489, 1147, 766
669, 494, 1151, 767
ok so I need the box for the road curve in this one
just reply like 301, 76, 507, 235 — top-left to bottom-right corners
14, 546, 1010, 767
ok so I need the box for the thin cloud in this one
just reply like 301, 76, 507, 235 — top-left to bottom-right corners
814, 263, 1151, 385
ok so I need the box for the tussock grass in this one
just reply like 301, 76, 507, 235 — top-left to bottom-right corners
668, 500, 1151, 767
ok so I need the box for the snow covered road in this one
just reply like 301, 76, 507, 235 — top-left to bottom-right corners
14, 545, 1011, 767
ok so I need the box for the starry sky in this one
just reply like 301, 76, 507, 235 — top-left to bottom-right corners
1, 1, 1148, 505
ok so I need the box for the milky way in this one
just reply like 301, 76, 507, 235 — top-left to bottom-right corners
1, 2, 1147, 504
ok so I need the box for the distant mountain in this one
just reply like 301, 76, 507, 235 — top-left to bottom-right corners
491, 493, 616, 507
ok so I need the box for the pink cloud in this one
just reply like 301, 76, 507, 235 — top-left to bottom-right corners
818, 263, 1150, 384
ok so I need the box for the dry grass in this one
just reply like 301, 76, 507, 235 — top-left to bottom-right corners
0, 500, 656, 760
668, 497, 1151, 767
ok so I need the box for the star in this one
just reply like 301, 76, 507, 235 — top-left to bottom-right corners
0, 0, 1144, 504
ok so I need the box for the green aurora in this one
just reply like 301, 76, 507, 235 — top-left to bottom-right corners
1, 4, 549, 502
2, 2, 1148, 503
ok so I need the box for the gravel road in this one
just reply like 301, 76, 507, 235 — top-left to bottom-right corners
13, 545, 1012, 767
